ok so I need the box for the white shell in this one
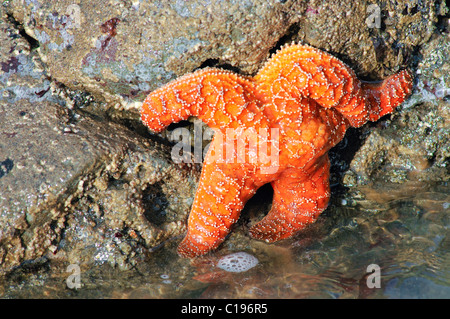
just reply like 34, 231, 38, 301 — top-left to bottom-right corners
216, 252, 259, 273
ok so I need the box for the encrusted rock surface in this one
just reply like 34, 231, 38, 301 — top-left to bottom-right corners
296, 0, 447, 78
343, 33, 450, 186
5, 0, 307, 114
0, 10, 198, 274
6, 0, 446, 114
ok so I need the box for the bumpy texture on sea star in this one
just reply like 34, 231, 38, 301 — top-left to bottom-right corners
141, 43, 413, 258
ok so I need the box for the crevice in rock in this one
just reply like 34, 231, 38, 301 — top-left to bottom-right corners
5, 256, 50, 282
436, 0, 450, 33
196, 58, 243, 75
329, 127, 366, 196
268, 22, 301, 56
5, 12, 39, 50
142, 183, 169, 227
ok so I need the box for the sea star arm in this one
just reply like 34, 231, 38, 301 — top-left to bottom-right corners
249, 155, 330, 242
361, 70, 413, 122
141, 68, 261, 132
255, 44, 412, 127
177, 149, 260, 257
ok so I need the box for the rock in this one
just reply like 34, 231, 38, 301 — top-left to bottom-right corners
343, 101, 449, 186
343, 33, 450, 186
0, 11, 198, 275
5, 0, 447, 121
409, 34, 450, 104
295, 0, 447, 78
5, 0, 306, 115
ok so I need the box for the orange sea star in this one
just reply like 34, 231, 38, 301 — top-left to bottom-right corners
141, 43, 413, 258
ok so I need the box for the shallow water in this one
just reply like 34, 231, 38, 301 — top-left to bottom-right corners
1, 181, 449, 299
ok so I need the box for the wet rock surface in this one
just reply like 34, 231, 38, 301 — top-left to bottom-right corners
6, 0, 446, 114
295, 0, 447, 78
343, 33, 450, 186
0, 0, 449, 298
0, 9, 198, 276
5, 0, 307, 114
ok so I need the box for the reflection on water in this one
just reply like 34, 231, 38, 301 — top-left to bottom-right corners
1, 181, 448, 298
